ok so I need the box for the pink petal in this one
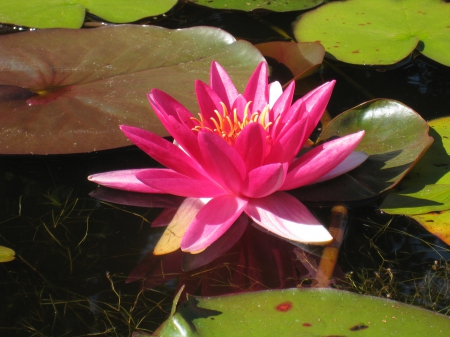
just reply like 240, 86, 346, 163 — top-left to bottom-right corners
181, 195, 248, 253
270, 81, 295, 122
245, 192, 333, 244
148, 89, 195, 129
268, 81, 283, 109
120, 125, 205, 180
210, 61, 239, 110
271, 97, 304, 142
231, 94, 248, 120
281, 131, 365, 190
88, 169, 160, 193
136, 169, 226, 197
195, 80, 223, 123
181, 213, 249, 271
242, 163, 288, 198
244, 62, 269, 113
264, 121, 307, 165
164, 115, 205, 165
153, 197, 209, 255
301, 81, 335, 137
234, 123, 266, 172
198, 131, 246, 194
311, 151, 369, 184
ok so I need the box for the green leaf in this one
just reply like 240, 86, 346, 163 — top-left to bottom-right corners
379, 117, 450, 244
186, 0, 323, 12
0, 246, 15, 263
380, 184, 450, 215
150, 288, 450, 337
0, 0, 177, 28
293, 99, 433, 204
293, 0, 450, 66
0, 25, 264, 154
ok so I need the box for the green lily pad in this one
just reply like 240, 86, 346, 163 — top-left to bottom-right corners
0, 25, 264, 154
0, 246, 15, 263
187, 0, 323, 12
293, 99, 433, 204
0, 0, 177, 28
380, 184, 450, 215
293, 0, 450, 66
379, 117, 450, 244
255, 41, 324, 83
147, 288, 450, 337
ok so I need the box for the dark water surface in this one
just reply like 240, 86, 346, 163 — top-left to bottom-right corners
1, 2, 450, 336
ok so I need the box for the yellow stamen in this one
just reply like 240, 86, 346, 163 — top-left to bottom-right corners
191, 101, 272, 146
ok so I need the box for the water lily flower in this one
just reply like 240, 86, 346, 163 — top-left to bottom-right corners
89, 61, 367, 254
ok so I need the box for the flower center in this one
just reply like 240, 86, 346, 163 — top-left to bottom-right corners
191, 102, 272, 145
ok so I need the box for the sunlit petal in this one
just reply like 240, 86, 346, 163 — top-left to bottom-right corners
154, 197, 209, 255
210, 61, 239, 110
181, 195, 248, 253
311, 151, 369, 184
88, 169, 160, 193
281, 131, 365, 190
244, 62, 268, 113
245, 192, 332, 244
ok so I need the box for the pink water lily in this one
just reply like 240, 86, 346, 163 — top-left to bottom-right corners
89, 61, 367, 253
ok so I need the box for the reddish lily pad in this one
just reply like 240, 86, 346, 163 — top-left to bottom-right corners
186, 0, 323, 12
255, 41, 324, 84
293, 0, 450, 66
146, 288, 450, 337
0, 25, 264, 154
293, 99, 433, 204
0, 0, 177, 28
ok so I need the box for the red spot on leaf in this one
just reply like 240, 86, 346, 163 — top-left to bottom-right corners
276, 301, 293, 312
302, 323, 312, 327
352, 50, 360, 54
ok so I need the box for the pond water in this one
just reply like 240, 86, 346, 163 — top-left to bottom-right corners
1, 2, 450, 336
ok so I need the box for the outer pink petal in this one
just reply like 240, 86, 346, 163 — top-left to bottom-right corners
88, 169, 160, 193
311, 151, 369, 184
234, 123, 266, 172
136, 169, 226, 198
198, 131, 246, 194
242, 163, 288, 198
244, 62, 269, 113
120, 125, 205, 179
281, 131, 365, 190
245, 192, 333, 244
181, 195, 248, 253
210, 61, 239, 110
195, 80, 223, 123
301, 81, 335, 137
148, 89, 195, 129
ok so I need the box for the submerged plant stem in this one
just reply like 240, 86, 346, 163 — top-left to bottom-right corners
314, 205, 348, 288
